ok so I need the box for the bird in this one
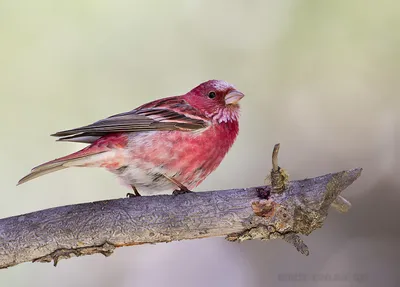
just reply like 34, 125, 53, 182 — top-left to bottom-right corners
17, 80, 245, 196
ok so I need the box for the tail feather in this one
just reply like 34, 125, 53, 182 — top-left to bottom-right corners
17, 165, 67, 185
18, 133, 127, 186
17, 150, 108, 186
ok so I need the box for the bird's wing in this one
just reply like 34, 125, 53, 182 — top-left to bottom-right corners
51, 97, 209, 143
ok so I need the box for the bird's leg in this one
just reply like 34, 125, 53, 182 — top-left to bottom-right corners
163, 175, 193, 195
126, 185, 141, 197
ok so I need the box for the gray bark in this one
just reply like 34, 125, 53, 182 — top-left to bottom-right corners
0, 168, 362, 269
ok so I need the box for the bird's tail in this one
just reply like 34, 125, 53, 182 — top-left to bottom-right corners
17, 163, 67, 185
17, 149, 107, 186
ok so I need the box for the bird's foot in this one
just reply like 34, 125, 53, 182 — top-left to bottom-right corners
162, 174, 193, 195
127, 186, 141, 197
172, 188, 193, 195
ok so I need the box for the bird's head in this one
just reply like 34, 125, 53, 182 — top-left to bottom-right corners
184, 80, 244, 123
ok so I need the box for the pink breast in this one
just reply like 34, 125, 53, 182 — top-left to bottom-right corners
128, 121, 239, 189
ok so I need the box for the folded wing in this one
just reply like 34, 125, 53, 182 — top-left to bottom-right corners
51, 98, 209, 143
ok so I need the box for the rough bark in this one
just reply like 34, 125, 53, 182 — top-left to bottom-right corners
0, 145, 362, 269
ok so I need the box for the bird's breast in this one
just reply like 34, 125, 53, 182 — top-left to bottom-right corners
122, 121, 239, 190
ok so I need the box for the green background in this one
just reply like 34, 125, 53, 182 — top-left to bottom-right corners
1, 0, 399, 286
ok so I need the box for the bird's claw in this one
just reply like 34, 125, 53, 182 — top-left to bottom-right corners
126, 193, 137, 198
172, 189, 193, 195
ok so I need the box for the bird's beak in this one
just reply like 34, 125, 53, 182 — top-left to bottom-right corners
225, 90, 245, 105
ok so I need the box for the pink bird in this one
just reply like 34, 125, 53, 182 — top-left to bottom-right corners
18, 80, 244, 196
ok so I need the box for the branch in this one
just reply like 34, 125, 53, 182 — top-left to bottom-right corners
0, 145, 362, 269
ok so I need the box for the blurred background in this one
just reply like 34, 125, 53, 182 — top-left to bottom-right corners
1, 0, 399, 286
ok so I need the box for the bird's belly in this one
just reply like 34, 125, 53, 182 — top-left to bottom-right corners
113, 163, 177, 195
112, 128, 234, 195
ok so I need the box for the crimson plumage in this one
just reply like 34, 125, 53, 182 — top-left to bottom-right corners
18, 80, 244, 195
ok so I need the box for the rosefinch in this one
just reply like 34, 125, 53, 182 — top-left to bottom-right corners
18, 80, 244, 196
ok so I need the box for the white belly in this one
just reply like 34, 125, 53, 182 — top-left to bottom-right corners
111, 161, 178, 195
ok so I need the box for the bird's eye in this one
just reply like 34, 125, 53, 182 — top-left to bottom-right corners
208, 91, 216, 99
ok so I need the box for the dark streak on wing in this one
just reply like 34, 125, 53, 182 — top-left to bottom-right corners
51, 99, 209, 143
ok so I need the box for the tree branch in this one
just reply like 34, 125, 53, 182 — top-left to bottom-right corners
0, 145, 362, 269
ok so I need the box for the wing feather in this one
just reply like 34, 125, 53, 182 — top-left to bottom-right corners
52, 98, 209, 143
